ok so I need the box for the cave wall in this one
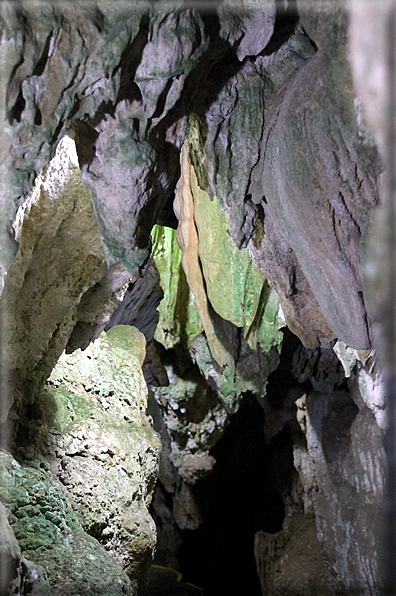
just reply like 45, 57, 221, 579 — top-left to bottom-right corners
145, 328, 385, 595
0, 1, 387, 595
0, 0, 382, 348
1, 324, 160, 595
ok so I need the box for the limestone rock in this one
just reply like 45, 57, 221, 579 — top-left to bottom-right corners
254, 515, 339, 596
0, 325, 160, 593
174, 143, 230, 368
152, 141, 284, 411
0, 3, 386, 594
147, 354, 229, 532
0, 450, 136, 596
304, 390, 384, 594
333, 340, 386, 429
187, 121, 284, 352
189, 332, 280, 412
42, 326, 161, 587
0, 501, 23, 595
251, 333, 385, 595
0, 1, 145, 277
348, 0, 388, 154
152, 224, 203, 351
79, 5, 209, 274
0, 136, 132, 424
1, 1, 381, 353
66, 261, 133, 354
105, 258, 163, 343
218, 0, 276, 61
150, 363, 228, 489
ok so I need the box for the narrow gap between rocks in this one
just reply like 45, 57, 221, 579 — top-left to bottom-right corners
176, 395, 285, 596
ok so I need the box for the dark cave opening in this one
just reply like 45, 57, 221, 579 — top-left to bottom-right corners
145, 328, 340, 595
174, 396, 285, 596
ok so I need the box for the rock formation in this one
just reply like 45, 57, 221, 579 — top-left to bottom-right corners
0, 1, 387, 595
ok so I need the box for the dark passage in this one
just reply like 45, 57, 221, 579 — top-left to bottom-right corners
177, 395, 285, 596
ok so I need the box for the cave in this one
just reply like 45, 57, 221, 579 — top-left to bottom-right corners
0, 1, 391, 595
175, 395, 285, 596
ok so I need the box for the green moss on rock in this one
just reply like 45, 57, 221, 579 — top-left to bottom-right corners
152, 224, 203, 349
1, 326, 161, 593
0, 450, 136, 596
43, 327, 161, 586
151, 126, 284, 410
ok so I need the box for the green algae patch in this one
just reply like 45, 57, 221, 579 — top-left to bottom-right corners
246, 284, 285, 353
5, 326, 161, 592
0, 450, 136, 596
151, 216, 283, 358
151, 120, 284, 408
186, 115, 284, 355
191, 165, 263, 330
152, 224, 203, 349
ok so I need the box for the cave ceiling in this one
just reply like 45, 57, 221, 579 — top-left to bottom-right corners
0, 0, 382, 356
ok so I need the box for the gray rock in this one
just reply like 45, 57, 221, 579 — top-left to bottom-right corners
0, 3, 386, 594
254, 515, 339, 596
304, 390, 384, 594
0, 137, 131, 424
105, 258, 163, 343
218, 0, 276, 61
0, 501, 21, 596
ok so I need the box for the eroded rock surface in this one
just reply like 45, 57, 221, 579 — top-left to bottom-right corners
254, 515, 338, 596
152, 183, 284, 412
293, 345, 385, 595
0, 136, 132, 425
0, 450, 136, 596
0, 2, 386, 595
45, 326, 160, 587
1, 325, 161, 594
1, 0, 381, 351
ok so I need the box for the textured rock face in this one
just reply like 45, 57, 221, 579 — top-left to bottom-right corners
249, 14, 380, 350
0, 501, 24, 596
0, 450, 135, 596
293, 345, 385, 595
0, 2, 386, 595
1, 325, 160, 595
105, 258, 163, 343
0, 136, 132, 425
152, 182, 284, 412
0, 0, 381, 351
45, 326, 161, 586
304, 391, 383, 594
254, 515, 337, 596
148, 358, 229, 532
243, 334, 385, 596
